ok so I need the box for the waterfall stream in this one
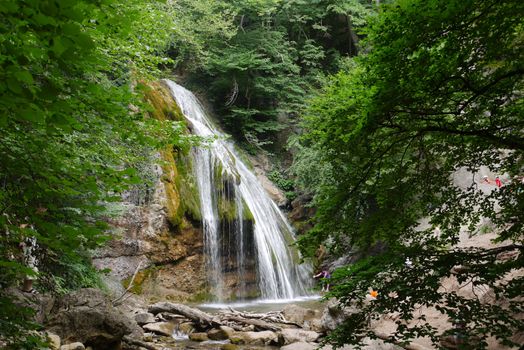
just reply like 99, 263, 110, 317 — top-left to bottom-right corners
165, 80, 312, 301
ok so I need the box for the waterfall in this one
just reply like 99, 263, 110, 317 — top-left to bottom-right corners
164, 80, 312, 301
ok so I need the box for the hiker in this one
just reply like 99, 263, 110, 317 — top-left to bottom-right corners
314, 270, 331, 292
495, 176, 503, 188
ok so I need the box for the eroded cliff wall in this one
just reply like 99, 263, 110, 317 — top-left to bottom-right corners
93, 81, 208, 302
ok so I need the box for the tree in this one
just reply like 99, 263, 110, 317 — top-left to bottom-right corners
0, 0, 187, 346
186, 0, 376, 151
295, 0, 523, 348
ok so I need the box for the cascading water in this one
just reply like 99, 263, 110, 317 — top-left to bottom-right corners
164, 80, 312, 301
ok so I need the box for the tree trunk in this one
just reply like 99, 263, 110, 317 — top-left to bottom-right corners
148, 302, 217, 327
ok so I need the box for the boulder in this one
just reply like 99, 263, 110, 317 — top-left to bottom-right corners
142, 322, 175, 336
46, 332, 61, 350
60, 343, 85, 350
219, 325, 235, 338
189, 332, 209, 342
319, 339, 404, 350
45, 289, 142, 349
221, 345, 239, 350
282, 304, 321, 328
280, 328, 320, 344
319, 299, 357, 332
230, 331, 278, 345
280, 342, 316, 350
179, 322, 196, 334
208, 328, 229, 340
134, 312, 156, 325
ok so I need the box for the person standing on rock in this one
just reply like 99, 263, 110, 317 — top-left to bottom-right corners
314, 270, 331, 292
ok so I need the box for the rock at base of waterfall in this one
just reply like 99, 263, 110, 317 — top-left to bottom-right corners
282, 304, 322, 328
319, 298, 359, 332
45, 288, 142, 348
189, 332, 209, 342
280, 328, 320, 344
208, 328, 229, 340
60, 343, 85, 350
319, 339, 404, 350
230, 331, 278, 346
219, 325, 236, 337
142, 322, 175, 336
134, 312, 156, 325
46, 332, 61, 350
179, 322, 196, 334
280, 342, 317, 350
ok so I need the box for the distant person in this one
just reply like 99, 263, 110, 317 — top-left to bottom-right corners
314, 270, 331, 292
481, 175, 491, 184
495, 176, 503, 188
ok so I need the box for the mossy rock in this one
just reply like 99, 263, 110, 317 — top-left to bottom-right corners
218, 195, 237, 221
144, 81, 186, 122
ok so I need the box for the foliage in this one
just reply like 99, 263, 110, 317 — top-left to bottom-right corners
0, 0, 187, 346
186, 0, 377, 150
296, 0, 524, 348
268, 168, 297, 200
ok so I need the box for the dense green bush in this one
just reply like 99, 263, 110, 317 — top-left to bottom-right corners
295, 0, 524, 347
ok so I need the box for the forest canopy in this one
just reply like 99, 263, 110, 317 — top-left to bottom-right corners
294, 0, 523, 348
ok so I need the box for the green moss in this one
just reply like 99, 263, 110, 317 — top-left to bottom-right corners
145, 82, 203, 227
218, 195, 236, 221
122, 267, 154, 295
160, 149, 184, 228
213, 162, 225, 191
175, 153, 202, 222
189, 290, 214, 302
241, 198, 254, 221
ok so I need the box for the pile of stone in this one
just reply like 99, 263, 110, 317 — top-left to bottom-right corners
130, 301, 343, 349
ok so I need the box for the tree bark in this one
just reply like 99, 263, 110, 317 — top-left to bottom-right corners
148, 302, 217, 327
220, 315, 282, 332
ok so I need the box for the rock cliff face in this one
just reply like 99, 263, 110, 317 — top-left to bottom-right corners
93, 81, 208, 302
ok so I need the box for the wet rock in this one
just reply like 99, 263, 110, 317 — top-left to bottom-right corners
221, 344, 239, 350
142, 322, 175, 337
208, 328, 229, 340
189, 332, 209, 342
280, 328, 320, 344
280, 342, 316, 350
134, 312, 156, 325
60, 343, 85, 350
179, 322, 196, 334
219, 325, 235, 338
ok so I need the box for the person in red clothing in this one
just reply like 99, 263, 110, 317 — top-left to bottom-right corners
495, 176, 503, 188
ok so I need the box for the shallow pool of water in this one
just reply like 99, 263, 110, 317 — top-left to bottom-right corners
198, 295, 322, 313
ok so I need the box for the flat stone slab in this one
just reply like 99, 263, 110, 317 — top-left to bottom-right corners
142, 322, 175, 337
281, 342, 317, 350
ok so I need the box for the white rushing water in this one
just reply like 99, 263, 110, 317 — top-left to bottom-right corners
164, 80, 312, 301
